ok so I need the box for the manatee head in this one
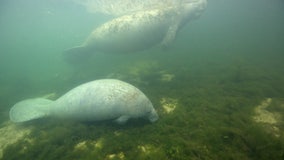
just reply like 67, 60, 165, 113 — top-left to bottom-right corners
147, 108, 159, 123
124, 83, 159, 123
140, 98, 159, 123
137, 98, 159, 123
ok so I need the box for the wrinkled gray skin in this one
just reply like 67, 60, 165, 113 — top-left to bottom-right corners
64, 0, 207, 62
9, 79, 158, 124
52, 79, 159, 124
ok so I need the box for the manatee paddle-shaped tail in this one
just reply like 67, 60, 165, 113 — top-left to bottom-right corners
63, 45, 94, 64
9, 98, 53, 123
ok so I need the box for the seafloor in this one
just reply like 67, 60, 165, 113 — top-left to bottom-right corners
0, 51, 284, 160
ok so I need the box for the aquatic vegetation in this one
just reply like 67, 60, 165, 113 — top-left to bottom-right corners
0, 122, 32, 159
253, 98, 284, 138
1, 49, 284, 160
253, 98, 279, 124
160, 97, 178, 114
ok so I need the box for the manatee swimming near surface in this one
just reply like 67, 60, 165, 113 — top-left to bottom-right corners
64, 0, 207, 63
9, 79, 159, 124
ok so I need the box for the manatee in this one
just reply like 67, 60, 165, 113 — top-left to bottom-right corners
9, 79, 159, 124
64, 0, 207, 62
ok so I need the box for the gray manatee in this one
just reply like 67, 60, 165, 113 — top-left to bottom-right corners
64, 0, 207, 62
9, 79, 159, 124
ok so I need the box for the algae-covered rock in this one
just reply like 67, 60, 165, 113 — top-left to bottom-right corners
253, 98, 283, 137
0, 121, 32, 158
160, 97, 178, 114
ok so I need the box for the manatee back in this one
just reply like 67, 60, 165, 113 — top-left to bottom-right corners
53, 79, 158, 123
9, 98, 53, 123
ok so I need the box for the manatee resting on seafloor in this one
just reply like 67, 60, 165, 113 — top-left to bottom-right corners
64, 0, 207, 63
9, 79, 159, 124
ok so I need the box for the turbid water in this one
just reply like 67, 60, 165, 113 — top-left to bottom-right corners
0, 0, 284, 159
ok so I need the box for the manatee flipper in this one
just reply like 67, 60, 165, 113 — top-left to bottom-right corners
114, 115, 130, 125
161, 24, 179, 48
9, 98, 53, 123
63, 45, 93, 64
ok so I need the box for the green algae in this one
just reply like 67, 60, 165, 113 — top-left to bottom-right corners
2, 55, 284, 160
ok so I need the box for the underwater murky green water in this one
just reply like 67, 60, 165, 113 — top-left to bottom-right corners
1, 0, 284, 159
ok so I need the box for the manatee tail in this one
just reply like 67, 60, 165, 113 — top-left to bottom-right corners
9, 98, 54, 123
63, 45, 94, 64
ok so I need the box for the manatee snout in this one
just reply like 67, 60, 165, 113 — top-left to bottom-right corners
147, 109, 159, 123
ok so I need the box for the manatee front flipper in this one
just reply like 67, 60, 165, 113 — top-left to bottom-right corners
9, 98, 53, 123
63, 45, 93, 64
161, 24, 179, 49
114, 115, 130, 125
